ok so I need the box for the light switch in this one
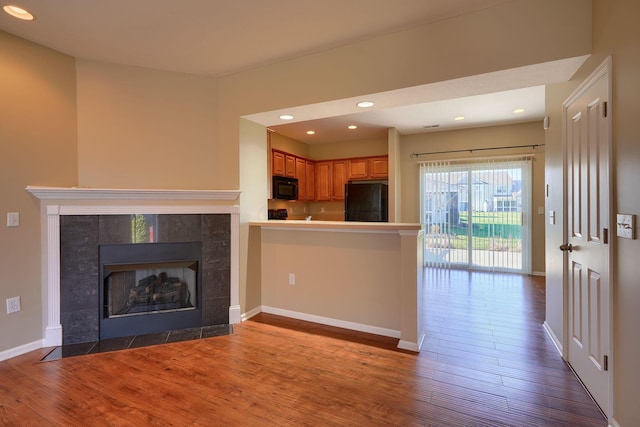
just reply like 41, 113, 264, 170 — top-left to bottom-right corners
7, 212, 19, 227
616, 214, 635, 239
538, 207, 545, 215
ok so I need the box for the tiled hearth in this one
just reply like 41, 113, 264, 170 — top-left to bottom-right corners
26, 186, 240, 347
41, 324, 233, 361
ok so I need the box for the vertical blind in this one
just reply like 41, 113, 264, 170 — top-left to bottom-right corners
419, 156, 532, 273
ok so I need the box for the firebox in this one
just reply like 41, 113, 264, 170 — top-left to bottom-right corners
99, 242, 202, 339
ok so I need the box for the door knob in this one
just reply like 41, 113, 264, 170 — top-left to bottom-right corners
559, 243, 573, 252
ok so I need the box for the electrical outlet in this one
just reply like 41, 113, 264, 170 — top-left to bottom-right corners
6, 296, 21, 314
288, 273, 296, 285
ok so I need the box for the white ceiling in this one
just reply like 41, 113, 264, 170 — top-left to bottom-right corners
0, 0, 586, 144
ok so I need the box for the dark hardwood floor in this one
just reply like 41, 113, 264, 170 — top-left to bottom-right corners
0, 270, 607, 426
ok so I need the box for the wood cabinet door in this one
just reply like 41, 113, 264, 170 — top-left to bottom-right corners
295, 157, 307, 200
305, 161, 315, 201
285, 154, 296, 177
272, 151, 285, 176
347, 158, 368, 180
369, 157, 388, 179
315, 161, 332, 201
332, 160, 347, 200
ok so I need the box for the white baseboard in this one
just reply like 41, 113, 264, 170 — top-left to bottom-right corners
241, 306, 262, 322
0, 339, 45, 363
531, 271, 546, 277
543, 321, 563, 356
609, 417, 620, 427
398, 331, 425, 352
260, 305, 401, 339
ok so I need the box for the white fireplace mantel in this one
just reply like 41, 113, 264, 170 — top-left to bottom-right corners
26, 186, 240, 201
27, 186, 241, 347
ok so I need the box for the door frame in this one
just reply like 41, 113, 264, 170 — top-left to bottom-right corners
561, 56, 613, 418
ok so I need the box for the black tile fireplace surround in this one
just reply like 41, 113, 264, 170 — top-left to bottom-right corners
60, 214, 231, 345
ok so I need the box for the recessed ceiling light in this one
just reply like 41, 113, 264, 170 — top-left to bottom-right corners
279, 114, 294, 120
348, 125, 357, 130
454, 116, 465, 121
3, 5, 34, 20
513, 108, 526, 114
306, 130, 315, 135
357, 101, 374, 108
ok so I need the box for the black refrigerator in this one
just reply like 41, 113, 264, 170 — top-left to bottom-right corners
345, 182, 388, 222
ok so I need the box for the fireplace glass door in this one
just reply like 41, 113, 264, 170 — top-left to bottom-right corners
99, 242, 202, 339
105, 261, 197, 318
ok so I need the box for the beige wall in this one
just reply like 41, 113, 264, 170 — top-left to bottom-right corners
308, 138, 388, 160
544, 1, 640, 425
270, 133, 310, 159
259, 228, 402, 330
399, 121, 547, 274
0, 31, 77, 351
76, 60, 220, 189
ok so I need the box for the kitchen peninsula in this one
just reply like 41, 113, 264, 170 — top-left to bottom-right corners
249, 220, 425, 351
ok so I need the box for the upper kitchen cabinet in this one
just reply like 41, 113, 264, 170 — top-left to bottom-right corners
272, 149, 388, 201
331, 160, 347, 201
315, 161, 332, 201
272, 150, 296, 177
315, 159, 346, 201
369, 156, 388, 179
347, 156, 388, 180
296, 157, 315, 201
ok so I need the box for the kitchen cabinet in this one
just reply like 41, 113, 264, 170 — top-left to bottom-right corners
305, 160, 315, 201
272, 151, 286, 176
315, 161, 332, 201
271, 150, 297, 178
272, 150, 296, 177
315, 160, 347, 201
331, 160, 347, 200
369, 156, 388, 179
273, 150, 387, 201
347, 156, 388, 180
295, 158, 315, 201
284, 154, 296, 177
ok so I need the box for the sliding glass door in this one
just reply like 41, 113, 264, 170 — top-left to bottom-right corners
420, 157, 532, 273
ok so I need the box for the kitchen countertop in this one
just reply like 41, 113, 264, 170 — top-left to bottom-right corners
250, 220, 422, 234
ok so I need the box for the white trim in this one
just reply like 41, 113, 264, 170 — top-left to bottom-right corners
0, 340, 44, 363
241, 306, 262, 322
398, 331, 425, 352
26, 186, 240, 201
609, 418, 621, 427
261, 306, 401, 339
531, 271, 546, 277
229, 305, 241, 324
543, 321, 563, 356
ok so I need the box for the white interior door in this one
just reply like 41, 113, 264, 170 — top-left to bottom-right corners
563, 58, 611, 417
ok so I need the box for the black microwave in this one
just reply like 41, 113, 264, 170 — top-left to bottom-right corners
272, 176, 298, 200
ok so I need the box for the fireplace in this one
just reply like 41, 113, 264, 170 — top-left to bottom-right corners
100, 242, 202, 339
26, 186, 241, 348
59, 213, 233, 344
